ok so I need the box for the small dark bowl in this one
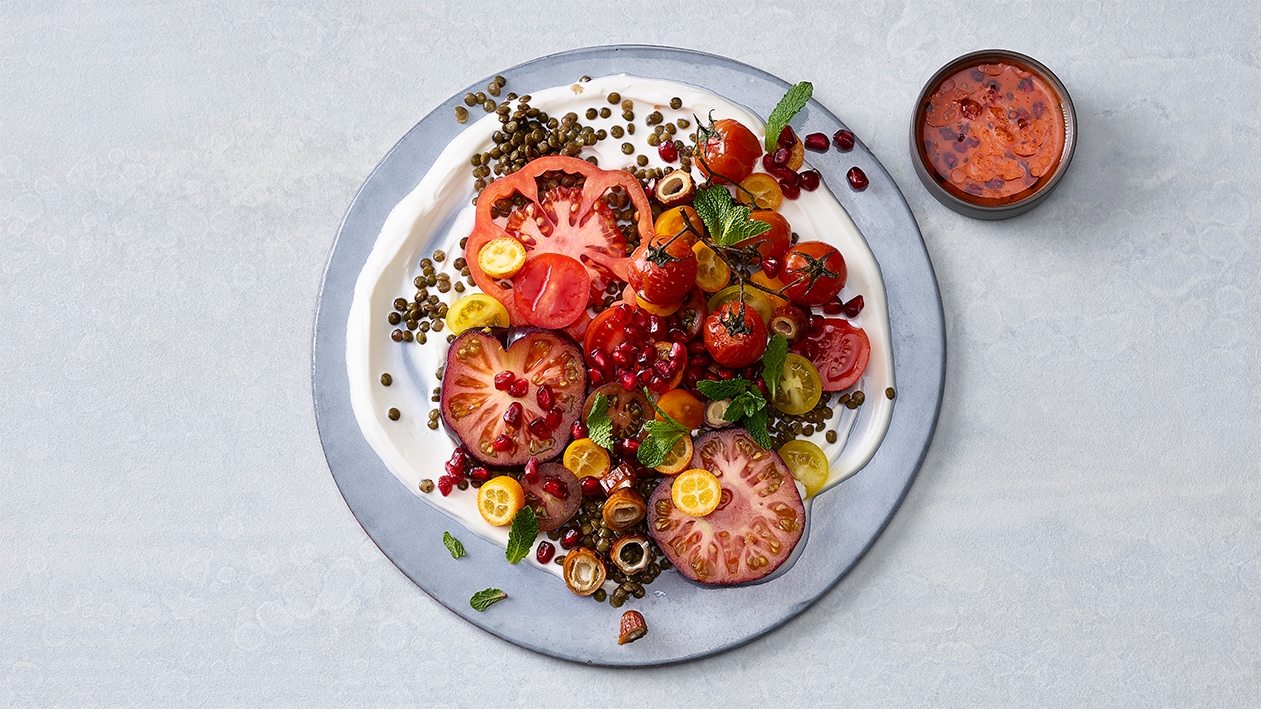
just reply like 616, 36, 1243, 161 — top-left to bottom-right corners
910, 49, 1077, 220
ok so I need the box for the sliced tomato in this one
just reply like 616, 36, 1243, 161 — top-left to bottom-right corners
463, 156, 654, 329
512, 252, 590, 329
793, 318, 871, 391
583, 303, 631, 361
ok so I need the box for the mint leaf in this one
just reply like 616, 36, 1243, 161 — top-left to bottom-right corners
720, 208, 771, 246
744, 407, 773, 450
636, 433, 679, 469
692, 185, 729, 241
696, 378, 753, 401
691, 186, 771, 247
505, 506, 538, 564
470, 588, 507, 611
725, 390, 766, 422
762, 334, 788, 400
442, 531, 465, 559
764, 81, 813, 152
586, 393, 613, 450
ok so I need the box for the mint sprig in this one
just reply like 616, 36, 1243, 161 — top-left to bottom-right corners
695, 378, 773, 450
762, 334, 788, 400
692, 186, 771, 247
470, 588, 507, 611
636, 390, 692, 469
586, 392, 613, 450
696, 378, 753, 401
505, 506, 538, 564
442, 531, 465, 559
764, 81, 813, 152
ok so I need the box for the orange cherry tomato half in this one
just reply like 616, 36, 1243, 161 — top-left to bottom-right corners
655, 389, 705, 430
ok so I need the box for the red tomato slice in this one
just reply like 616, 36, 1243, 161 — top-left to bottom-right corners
793, 318, 871, 391
584, 304, 630, 359
513, 253, 590, 329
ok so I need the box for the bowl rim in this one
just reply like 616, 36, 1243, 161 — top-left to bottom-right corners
909, 48, 1077, 219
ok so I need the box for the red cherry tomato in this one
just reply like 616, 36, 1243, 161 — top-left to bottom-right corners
738, 210, 792, 261
703, 300, 768, 369
793, 318, 870, 391
627, 232, 698, 306
780, 241, 848, 306
696, 119, 763, 185
513, 252, 590, 328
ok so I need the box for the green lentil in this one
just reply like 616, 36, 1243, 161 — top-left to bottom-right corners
886, 387, 896, 399
621, 142, 634, 155
387, 408, 400, 421
611, 125, 624, 138
387, 312, 401, 325
454, 107, 468, 123
380, 373, 392, 386
419, 479, 434, 493
427, 420, 439, 430
826, 430, 838, 444
607, 92, 620, 104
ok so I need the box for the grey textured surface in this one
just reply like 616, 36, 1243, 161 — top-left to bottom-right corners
2, 1, 1258, 705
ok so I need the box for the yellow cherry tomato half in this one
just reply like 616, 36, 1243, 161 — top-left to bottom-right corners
445, 293, 511, 335
563, 438, 611, 479
655, 389, 705, 430
671, 468, 722, 517
654, 434, 694, 476
778, 439, 829, 498
692, 241, 731, 293
635, 293, 683, 316
736, 173, 784, 211
477, 236, 527, 279
748, 271, 790, 310
477, 475, 525, 526
771, 353, 823, 415
707, 285, 776, 327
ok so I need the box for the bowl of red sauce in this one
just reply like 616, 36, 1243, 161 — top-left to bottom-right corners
911, 49, 1076, 219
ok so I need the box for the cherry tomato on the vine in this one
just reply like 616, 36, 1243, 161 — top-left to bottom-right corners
703, 300, 768, 369
738, 210, 792, 262
780, 241, 847, 306
628, 232, 698, 306
696, 119, 762, 185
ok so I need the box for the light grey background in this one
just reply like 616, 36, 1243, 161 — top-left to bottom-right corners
2, 1, 1257, 705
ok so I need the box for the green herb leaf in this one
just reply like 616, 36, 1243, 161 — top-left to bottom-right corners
692, 185, 730, 241
762, 334, 788, 400
469, 588, 507, 611
764, 81, 814, 152
696, 378, 753, 401
692, 186, 772, 247
744, 407, 773, 450
725, 390, 766, 422
636, 432, 679, 469
442, 531, 465, 559
586, 393, 613, 450
505, 506, 538, 564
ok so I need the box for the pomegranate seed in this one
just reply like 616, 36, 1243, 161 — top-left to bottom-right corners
445, 448, 467, 477
717, 368, 736, 380
777, 125, 796, 149
637, 369, 653, 385
493, 371, 515, 391
761, 153, 775, 172
589, 369, 606, 386
756, 380, 768, 397
619, 370, 638, 391
609, 304, 632, 326
612, 348, 631, 367
668, 341, 686, 364
823, 300, 844, 315
560, 528, 582, 549
469, 466, 490, 482
528, 418, 549, 438
808, 315, 825, 334
843, 295, 865, 318
847, 166, 869, 191
682, 365, 704, 388
580, 476, 604, 497
503, 401, 524, 429
536, 384, 554, 411
653, 360, 673, 378
800, 170, 821, 191
648, 315, 665, 338
780, 170, 801, 189
780, 179, 801, 200
508, 378, 529, 398
668, 327, 688, 342
766, 163, 796, 181
833, 129, 855, 151
591, 349, 609, 372
657, 140, 679, 163
687, 340, 707, 355
762, 256, 781, 278
617, 437, 641, 457
523, 457, 541, 484
543, 477, 567, 499
536, 541, 556, 564
631, 308, 648, 327
437, 476, 454, 496
635, 349, 652, 366
545, 407, 563, 430
571, 421, 588, 440
771, 147, 791, 166
689, 352, 711, 368
804, 132, 830, 151
625, 324, 646, 342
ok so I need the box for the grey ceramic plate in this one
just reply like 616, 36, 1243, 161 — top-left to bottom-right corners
313, 45, 944, 666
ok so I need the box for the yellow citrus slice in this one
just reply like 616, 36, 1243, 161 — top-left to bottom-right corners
654, 205, 703, 244
477, 475, 525, 527
671, 468, 722, 517
562, 438, 611, 479
445, 293, 510, 335
654, 434, 694, 476
692, 241, 731, 293
477, 236, 527, 279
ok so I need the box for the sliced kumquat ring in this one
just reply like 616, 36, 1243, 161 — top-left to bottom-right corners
655, 389, 705, 430
671, 468, 722, 517
477, 236, 527, 279
786, 136, 805, 171
635, 293, 683, 316
736, 173, 784, 211
654, 434, 694, 475
654, 205, 703, 245
445, 293, 511, 335
692, 241, 731, 293
477, 475, 525, 526
563, 438, 612, 479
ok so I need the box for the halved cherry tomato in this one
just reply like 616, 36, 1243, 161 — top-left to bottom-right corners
696, 119, 763, 185
703, 301, 768, 369
793, 318, 871, 391
464, 156, 653, 329
628, 232, 698, 306
675, 288, 708, 341
778, 439, 829, 498
654, 434, 694, 476
512, 252, 590, 329
770, 353, 822, 415
692, 241, 731, 293
477, 236, 527, 279
737, 210, 792, 261
584, 304, 630, 362
654, 205, 703, 245
781, 241, 847, 306
655, 389, 705, 430
736, 174, 784, 210
582, 383, 652, 440
707, 285, 777, 327
445, 293, 511, 335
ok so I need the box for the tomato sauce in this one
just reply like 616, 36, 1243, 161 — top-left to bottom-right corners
917, 59, 1066, 204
